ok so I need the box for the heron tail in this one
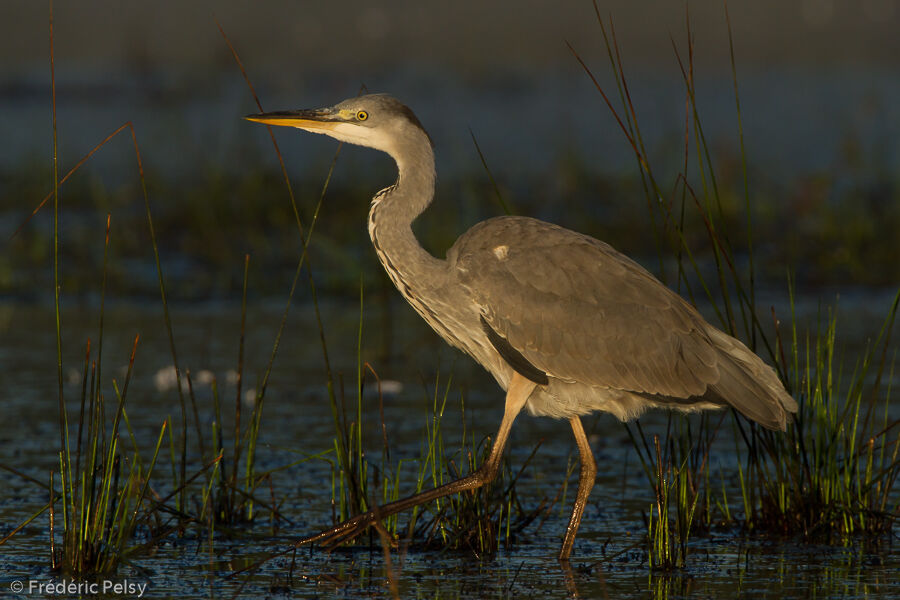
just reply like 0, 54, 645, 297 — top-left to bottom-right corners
705, 327, 798, 431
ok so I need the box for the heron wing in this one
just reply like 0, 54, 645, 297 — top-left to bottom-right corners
451, 216, 721, 398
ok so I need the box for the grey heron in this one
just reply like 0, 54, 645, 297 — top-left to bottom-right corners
245, 93, 797, 561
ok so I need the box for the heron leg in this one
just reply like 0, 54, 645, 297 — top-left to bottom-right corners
559, 415, 597, 562
299, 373, 536, 550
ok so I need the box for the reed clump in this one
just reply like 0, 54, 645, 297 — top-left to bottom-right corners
51, 336, 168, 576
575, 2, 899, 568
414, 437, 544, 557
737, 291, 899, 542
324, 325, 544, 557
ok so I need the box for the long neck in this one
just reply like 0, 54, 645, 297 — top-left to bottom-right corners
367, 136, 444, 301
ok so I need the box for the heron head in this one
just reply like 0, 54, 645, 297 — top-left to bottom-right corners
245, 93, 432, 158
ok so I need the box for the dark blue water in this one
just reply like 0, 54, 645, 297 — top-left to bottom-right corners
1, 291, 897, 598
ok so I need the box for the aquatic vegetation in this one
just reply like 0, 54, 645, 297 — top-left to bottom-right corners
573, 2, 899, 568
43, 7, 168, 574
739, 289, 900, 542
52, 336, 168, 576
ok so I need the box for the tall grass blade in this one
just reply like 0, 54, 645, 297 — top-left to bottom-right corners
231, 254, 250, 515
469, 129, 513, 215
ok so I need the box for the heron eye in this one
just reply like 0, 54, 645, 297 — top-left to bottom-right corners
357, 110, 368, 121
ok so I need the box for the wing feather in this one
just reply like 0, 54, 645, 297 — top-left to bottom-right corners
451, 216, 720, 398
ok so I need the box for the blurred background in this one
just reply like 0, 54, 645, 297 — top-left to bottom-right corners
2, 0, 898, 302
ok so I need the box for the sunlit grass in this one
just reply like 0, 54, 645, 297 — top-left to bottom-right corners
320, 285, 545, 556
53, 336, 168, 575
574, 1, 899, 569
738, 287, 900, 542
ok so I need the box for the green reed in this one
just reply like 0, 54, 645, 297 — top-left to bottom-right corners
53, 334, 168, 575
27, 3, 167, 573
626, 416, 718, 569
324, 337, 542, 556
736, 287, 899, 541
1, 4, 257, 569
180, 254, 278, 530
575, 1, 899, 567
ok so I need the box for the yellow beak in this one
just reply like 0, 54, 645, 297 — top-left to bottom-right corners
244, 109, 340, 130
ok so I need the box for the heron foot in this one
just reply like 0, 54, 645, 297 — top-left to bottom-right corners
294, 374, 534, 555
295, 510, 383, 552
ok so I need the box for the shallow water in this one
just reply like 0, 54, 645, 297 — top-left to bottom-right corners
2, 290, 898, 598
